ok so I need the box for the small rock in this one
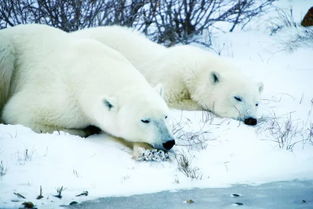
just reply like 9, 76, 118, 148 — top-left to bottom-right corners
184, 199, 194, 204
231, 193, 240, 197
302, 200, 307, 203
69, 201, 79, 205
21, 201, 35, 208
301, 7, 313, 27
76, 191, 88, 197
233, 202, 244, 206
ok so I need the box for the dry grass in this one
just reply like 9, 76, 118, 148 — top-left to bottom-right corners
287, 29, 313, 51
172, 123, 210, 150
0, 161, 7, 176
169, 111, 216, 179
171, 111, 215, 150
269, 7, 313, 51
305, 123, 313, 145
18, 149, 33, 165
262, 114, 300, 150
270, 8, 298, 35
257, 95, 313, 151
258, 111, 313, 151
175, 151, 202, 180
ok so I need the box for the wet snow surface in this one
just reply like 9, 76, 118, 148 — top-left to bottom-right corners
68, 180, 313, 209
1, 0, 313, 208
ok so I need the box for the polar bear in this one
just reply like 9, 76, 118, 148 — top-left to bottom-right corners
0, 24, 175, 151
72, 26, 263, 126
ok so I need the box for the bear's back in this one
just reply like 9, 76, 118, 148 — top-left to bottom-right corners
72, 26, 167, 68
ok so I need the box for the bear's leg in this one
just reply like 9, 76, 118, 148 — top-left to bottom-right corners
132, 142, 153, 160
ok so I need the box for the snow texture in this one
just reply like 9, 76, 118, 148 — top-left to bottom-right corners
0, 0, 313, 208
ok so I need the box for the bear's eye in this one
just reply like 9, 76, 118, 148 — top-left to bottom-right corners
234, 96, 242, 102
165, 115, 168, 119
141, 119, 150, 124
256, 103, 259, 107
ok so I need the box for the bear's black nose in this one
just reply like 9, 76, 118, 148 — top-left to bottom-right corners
244, 117, 257, 126
163, 140, 175, 150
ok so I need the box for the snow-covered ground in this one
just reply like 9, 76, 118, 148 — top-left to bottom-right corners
1, 0, 312, 208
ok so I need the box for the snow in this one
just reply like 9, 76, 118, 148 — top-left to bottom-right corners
1, 1, 313, 208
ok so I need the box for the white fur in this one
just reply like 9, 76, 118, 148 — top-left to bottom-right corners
72, 26, 263, 124
0, 33, 15, 115
0, 24, 174, 149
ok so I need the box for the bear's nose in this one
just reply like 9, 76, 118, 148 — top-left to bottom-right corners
162, 140, 175, 150
244, 117, 257, 126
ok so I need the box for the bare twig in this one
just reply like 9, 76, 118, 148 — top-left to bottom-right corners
175, 151, 202, 180
270, 8, 298, 35
13, 192, 26, 199
0, 0, 276, 47
171, 112, 214, 150
76, 191, 88, 197
36, 186, 43, 200
269, 7, 313, 51
258, 111, 313, 151
54, 186, 64, 199
0, 161, 7, 176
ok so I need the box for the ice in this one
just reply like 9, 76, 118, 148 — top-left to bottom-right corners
67, 180, 313, 209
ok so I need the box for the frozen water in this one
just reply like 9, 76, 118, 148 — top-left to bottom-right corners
67, 180, 313, 209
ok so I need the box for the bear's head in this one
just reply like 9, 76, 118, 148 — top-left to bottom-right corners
191, 69, 263, 126
168, 45, 263, 125
93, 91, 175, 150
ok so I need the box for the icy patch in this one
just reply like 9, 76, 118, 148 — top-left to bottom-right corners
67, 180, 313, 209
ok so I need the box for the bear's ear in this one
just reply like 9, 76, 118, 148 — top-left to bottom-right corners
154, 83, 164, 98
257, 82, 264, 93
102, 97, 118, 111
210, 71, 220, 84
